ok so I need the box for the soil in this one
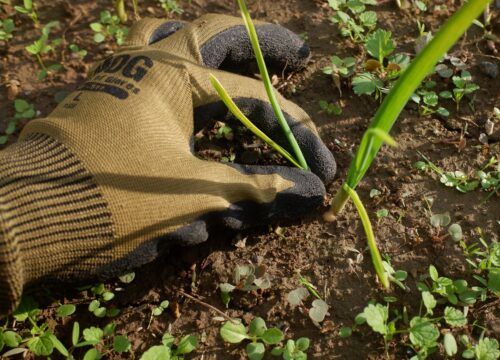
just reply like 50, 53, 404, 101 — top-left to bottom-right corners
1, 0, 499, 359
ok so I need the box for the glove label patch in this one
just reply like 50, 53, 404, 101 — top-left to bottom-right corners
66, 54, 154, 106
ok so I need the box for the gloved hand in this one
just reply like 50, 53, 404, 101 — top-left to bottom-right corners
0, 14, 336, 315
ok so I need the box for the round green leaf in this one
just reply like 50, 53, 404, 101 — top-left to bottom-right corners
93, 307, 107, 318
220, 321, 248, 344
27, 334, 54, 356
3, 331, 21, 347
363, 303, 388, 335
118, 271, 135, 283
339, 327, 352, 338
429, 265, 439, 281
296, 337, 310, 351
246, 342, 265, 360
94, 33, 105, 43
88, 300, 100, 312
140, 345, 171, 360
443, 333, 457, 356
162, 333, 175, 348
444, 307, 467, 327
249, 317, 267, 337
287, 287, 309, 307
113, 335, 131, 353
57, 304, 76, 317
409, 317, 439, 348
83, 327, 104, 345
261, 328, 283, 345
475, 338, 500, 360
175, 335, 197, 355
83, 348, 102, 360
102, 291, 115, 301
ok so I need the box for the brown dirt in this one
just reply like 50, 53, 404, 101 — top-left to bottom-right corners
1, 0, 499, 359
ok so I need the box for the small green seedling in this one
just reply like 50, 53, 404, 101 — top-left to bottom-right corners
319, 100, 342, 115
90, 10, 129, 45
70, 321, 132, 359
415, 153, 499, 196
25, 21, 62, 80
158, 0, 183, 15
219, 261, 271, 307
286, 287, 329, 325
86, 283, 119, 318
0, 296, 70, 358
322, 55, 356, 95
0, 18, 14, 41
148, 300, 169, 328
382, 259, 408, 290
220, 317, 284, 360
328, 0, 378, 42
140, 333, 197, 360
451, 70, 479, 110
14, 0, 38, 27
69, 43, 87, 58
352, 29, 410, 101
1, 99, 35, 145
271, 337, 310, 359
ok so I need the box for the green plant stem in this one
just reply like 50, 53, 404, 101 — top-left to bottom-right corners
35, 54, 47, 71
237, 0, 308, 170
332, 0, 490, 215
343, 184, 389, 289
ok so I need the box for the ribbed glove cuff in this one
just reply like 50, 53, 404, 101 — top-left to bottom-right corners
0, 206, 23, 316
0, 133, 116, 316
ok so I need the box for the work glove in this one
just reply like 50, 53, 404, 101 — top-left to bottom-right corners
0, 14, 336, 315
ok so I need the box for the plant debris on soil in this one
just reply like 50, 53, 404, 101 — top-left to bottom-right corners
0, 0, 499, 359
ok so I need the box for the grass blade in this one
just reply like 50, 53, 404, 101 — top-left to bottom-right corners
209, 74, 303, 169
236, 0, 308, 170
330, 0, 491, 215
348, 0, 490, 188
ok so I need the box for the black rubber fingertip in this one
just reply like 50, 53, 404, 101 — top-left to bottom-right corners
200, 24, 310, 73
149, 21, 185, 44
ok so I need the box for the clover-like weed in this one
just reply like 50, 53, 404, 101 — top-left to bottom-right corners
220, 317, 284, 360
0, 18, 14, 41
140, 333, 197, 360
158, 0, 183, 15
286, 285, 329, 326
328, 0, 378, 42
451, 70, 480, 110
219, 261, 271, 307
90, 10, 129, 45
85, 283, 120, 318
0, 99, 35, 145
271, 337, 310, 359
25, 21, 62, 80
14, 0, 38, 27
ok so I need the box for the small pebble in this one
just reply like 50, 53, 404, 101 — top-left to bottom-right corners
479, 133, 488, 144
485, 119, 494, 135
479, 61, 498, 78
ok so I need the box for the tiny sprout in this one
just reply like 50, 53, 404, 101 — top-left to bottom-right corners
219, 261, 271, 307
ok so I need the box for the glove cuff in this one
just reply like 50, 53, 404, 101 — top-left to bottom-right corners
0, 204, 23, 316
0, 133, 115, 315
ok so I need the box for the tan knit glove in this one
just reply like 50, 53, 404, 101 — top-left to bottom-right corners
0, 14, 336, 315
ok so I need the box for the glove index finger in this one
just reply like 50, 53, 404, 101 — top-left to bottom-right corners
123, 18, 185, 48
153, 13, 310, 74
